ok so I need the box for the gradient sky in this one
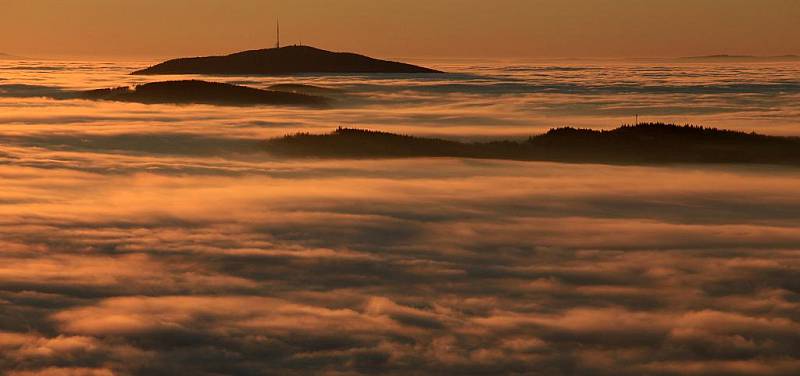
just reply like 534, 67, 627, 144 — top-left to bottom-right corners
1, 0, 799, 59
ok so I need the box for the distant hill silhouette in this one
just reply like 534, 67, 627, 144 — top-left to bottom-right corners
0, 52, 22, 60
81, 80, 328, 106
682, 54, 800, 62
263, 123, 800, 165
132, 45, 442, 75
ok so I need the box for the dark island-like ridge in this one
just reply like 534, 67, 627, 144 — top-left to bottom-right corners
133, 45, 442, 75
82, 80, 329, 106
263, 123, 800, 166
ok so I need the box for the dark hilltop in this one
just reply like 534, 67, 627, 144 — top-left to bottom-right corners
82, 80, 329, 106
264, 123, 800, 166
682, 54, 800, 62
133, 45, 442, 75
0, 52, 23, 60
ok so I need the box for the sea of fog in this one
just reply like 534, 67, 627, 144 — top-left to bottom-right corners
1, 59, 799, 375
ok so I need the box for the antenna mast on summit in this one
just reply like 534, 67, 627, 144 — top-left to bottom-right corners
276, 19, 281, 49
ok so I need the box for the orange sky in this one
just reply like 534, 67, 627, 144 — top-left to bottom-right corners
1, 0, 799, 59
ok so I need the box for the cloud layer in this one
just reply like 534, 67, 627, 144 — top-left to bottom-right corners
1, 59, 800, 375
1, 156, 799, 375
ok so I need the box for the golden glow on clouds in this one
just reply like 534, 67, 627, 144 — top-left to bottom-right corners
1, 13, 799, 374
2, 156, 800, 374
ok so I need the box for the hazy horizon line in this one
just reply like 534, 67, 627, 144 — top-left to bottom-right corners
5, 47, 800, 63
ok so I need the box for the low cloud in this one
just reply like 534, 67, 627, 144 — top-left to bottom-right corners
2, 60, 800, 374
1, 156, 799, 375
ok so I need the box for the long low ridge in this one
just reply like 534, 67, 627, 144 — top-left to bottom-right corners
133, 45, 442, 75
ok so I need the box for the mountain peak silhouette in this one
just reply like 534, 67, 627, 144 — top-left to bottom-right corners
133, 45, 441, 75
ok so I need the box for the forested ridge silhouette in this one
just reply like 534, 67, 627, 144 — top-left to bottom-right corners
82, 80, 328, 106
264, 123, 800, 165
